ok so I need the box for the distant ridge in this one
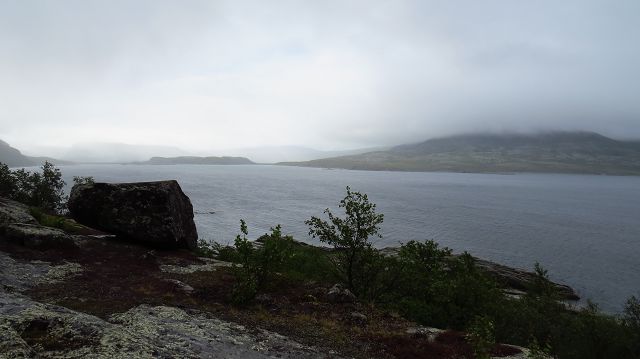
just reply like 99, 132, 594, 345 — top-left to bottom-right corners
0, 139, 72, 167
137, 156, 254, 165
279, 132, 640, 175
0, 139, 34, 167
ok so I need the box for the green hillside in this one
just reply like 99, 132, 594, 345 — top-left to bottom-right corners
279, 132, 640, 175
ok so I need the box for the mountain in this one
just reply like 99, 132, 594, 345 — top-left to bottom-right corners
0, 140, 73, 167
61, 143, 189, 163
138, 156, 254, 165
0, 140, 35, 167
279, 132, 640, 175
220, 145, 388, 164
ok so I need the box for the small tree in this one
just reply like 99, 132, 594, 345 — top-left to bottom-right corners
0, 163, 16, 197
73, 176, 95, 186
466, 315, 496, 359
305, 186, 384, 297
0, 161, 66, 213
33, 161, 66, 212
231, 220, 294, 304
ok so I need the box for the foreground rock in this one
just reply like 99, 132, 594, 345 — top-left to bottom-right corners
0, 251, 333, 359
1, 223, 76, 250
473, 258, 580, 301
68, 180, 198, 250
0, 197, 37, 227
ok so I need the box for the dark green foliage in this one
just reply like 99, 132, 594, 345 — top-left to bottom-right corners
465, 315, 495, 359
623, 295, 640, 330
305, 186, 384, 297
231, 220, 294, 304
527, 337, 552, 359
195, 239, 218, 258
388, 241, 502, 330
0, 161, 66, 213
623, 296, 640, 357
0, 163, 16, 197
73, 176, 95, 186
28, 207, 88, 234
280, 244, 336, 283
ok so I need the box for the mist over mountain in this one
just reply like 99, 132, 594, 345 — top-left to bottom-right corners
60, 143, 189, 163
137, 156, 254, 165
280, 132, 640, 175
0, 139, 73, 167
220, 146, 387, 164
0, 140, 35, 167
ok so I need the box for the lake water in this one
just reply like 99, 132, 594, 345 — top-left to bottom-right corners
54, 164, 640, 313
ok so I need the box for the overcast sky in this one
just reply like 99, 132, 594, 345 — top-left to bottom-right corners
1, 0, 639, 154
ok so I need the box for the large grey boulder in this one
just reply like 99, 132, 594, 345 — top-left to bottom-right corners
67, 180, 198, 250
0, 197, 38, 227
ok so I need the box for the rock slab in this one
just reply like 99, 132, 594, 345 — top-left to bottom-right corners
67, 180, 198, 250
0, 197, 38, 227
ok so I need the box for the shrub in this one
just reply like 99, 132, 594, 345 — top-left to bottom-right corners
280, 244, 336, 283
0, 161, 66, 213
73, 176, 95, 186
195, 239, 218, 258
527, 337, 552, 359
305, 186, 384, 297
0, 163, 16, 197
231, 220, 294, 304
466, 315, 496, 359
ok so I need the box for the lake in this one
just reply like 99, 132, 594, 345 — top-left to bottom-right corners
55, 164, 640, 313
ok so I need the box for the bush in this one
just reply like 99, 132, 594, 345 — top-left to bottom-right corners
466, 315, 496, 359
73, 176, 95, 186
231, 220, 294, 304
305, 186, 384, 297
0, 161, 66, 213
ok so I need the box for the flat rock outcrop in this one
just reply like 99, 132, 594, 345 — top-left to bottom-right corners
474, 258, 580, 301
68, 180, 198, 250
0, 197, 38, 227
1, 223, 76, 250
0, 251, 327, 359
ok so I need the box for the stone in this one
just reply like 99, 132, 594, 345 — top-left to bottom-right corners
163, 279, 195, 294
326, 284, 356, 304
0, 197, 38, 227
1, 223, 76, 250
473, 258, 580, 301
255, 294, 272, 304
67, 180, 198, 250
349, 312, 368, 324
405, 326, 444, 341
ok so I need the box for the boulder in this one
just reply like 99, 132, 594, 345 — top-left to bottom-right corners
474, 258, 580, 301
326, 284, 356, 303
67, 180, 198, 250
0, 197, 38, 227
1, 223, 76, 250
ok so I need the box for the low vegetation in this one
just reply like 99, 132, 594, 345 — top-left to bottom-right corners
205, 186, 640, 359
0, 161, 66, 213
1, 161, 638, 358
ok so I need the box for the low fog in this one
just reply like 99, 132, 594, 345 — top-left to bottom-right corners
1, 0, 639, 160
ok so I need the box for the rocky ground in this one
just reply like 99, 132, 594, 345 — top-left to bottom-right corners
0, 240, 337, 359
0, 196, 539, 358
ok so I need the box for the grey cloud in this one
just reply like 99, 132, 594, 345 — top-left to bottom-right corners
0, 0, 639, 155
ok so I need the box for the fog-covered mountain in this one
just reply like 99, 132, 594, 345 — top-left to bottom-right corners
0, 139, 72, 167
0, 140, 35, 167
61, 143, 189, 163
137, 156, 254, 165
279, 132, 640, 175
221, 145, 387, 164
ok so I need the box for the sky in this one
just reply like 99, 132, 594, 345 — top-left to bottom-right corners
1, 0, 639, 155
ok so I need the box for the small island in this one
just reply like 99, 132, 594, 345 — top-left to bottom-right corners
136, 156, 254, 165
